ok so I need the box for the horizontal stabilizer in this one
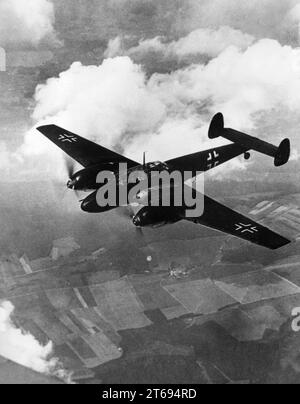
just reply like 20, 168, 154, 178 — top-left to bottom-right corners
208, 113, 291, 167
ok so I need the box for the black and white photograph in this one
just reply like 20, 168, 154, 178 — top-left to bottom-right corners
0, 0, 300, 387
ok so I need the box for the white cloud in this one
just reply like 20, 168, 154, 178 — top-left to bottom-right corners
31, 58, 166, 143
0, 142, 11, 169
104, 37, 126, 59
95, 0, 300, 45
19, 57, 167, 179
117, 26, 255, 60
0, 0, 56, 46
0, 300, 72, 383
290, 3, 300, 19
171, 27, 255, 58
18, 36, 300, 181
150, 39, 300, 127
287, 4, 300, 40
181, 0, 300, 44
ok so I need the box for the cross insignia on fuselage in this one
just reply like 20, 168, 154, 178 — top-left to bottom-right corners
207, 150, 220, 169
235, 223, 259, 234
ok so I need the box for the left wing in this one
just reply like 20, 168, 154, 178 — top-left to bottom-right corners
37, 125, 139, 169
166, 143, 248, 174
184, 195, 291, 250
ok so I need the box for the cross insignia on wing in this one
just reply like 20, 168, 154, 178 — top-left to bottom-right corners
58, 134, 78, 143
235, 223, 259, 234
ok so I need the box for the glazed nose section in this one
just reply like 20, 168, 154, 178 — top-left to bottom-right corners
81, 192, 116, 213
133, 215, 141, 227
81, 192, 98, 212
67, 179, 75, 189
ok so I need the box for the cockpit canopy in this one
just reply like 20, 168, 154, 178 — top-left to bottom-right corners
145, 161, 169, 171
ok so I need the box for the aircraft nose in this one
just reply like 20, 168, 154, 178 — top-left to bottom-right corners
67, 179, 75, 189
81, 193, 98, 212
133, 216, 141, 227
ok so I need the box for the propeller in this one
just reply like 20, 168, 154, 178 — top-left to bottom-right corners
64, 156, 81, 200
117, 206, 135, 219
117, 206, 145, 239
135, 226, 144, 237
65, 156, 75, 179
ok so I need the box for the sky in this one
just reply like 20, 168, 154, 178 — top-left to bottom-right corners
0, 0, 300, 182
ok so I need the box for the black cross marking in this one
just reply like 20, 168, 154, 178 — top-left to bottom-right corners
58, 134, 78, 143
235, 223, 259, 234
207, 150, 220, 169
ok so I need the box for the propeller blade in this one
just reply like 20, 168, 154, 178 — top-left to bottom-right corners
117, 206, 135, 219
135, 226, 144, 237
61, 187, 81, 202
65, 156, 75, 179
74, 190, 81, 200
116, 207, 145, 240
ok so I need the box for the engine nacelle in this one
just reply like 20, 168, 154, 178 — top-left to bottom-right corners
68, 163, 117, 191
132, 206, 181, 228
81, 191, 116, 213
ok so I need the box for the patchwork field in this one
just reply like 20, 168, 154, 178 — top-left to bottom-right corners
1, 193, 300, 383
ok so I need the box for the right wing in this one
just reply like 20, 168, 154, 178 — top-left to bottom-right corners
37, 125, 139, 169
184, 195, 291, 250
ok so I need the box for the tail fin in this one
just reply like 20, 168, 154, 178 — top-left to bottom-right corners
275, 138, 290, 167
208, 112, 224, 139
208, 113, 291, 167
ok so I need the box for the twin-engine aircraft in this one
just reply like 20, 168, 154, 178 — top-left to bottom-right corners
37, 113, 292, 250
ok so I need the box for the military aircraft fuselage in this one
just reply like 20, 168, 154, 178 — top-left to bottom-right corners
133, 206, 182, 228
76, 161, 176, 221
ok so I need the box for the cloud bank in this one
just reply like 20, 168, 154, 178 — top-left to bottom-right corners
105, 26, 255, 61
0, 300, 72, 383
0, 0, 56, 46
0, 0, 295, 183
174, 0, 300, 45
18, 33, 300, 181
100, 0, 300, 46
